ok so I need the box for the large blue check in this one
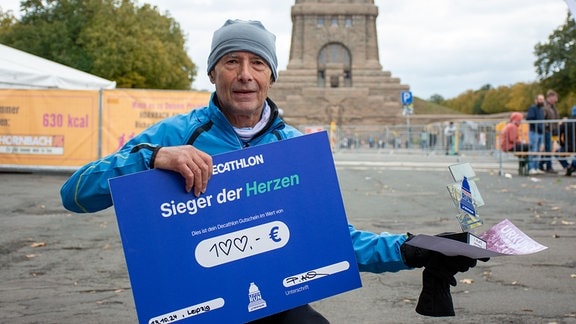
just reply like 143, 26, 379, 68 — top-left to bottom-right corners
109, 131, 362, 323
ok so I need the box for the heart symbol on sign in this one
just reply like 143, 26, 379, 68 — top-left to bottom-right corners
219, 239, 232, 255
234, 236, 248, 252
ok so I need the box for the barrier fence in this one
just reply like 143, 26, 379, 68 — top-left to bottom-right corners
496, 118, 576, 175
302, 118, 575, 176
318, 119, 575, 153
1, 88, 574, 175
313, 121, 495, 153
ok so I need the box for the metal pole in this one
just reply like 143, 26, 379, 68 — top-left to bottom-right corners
406, 113, 411, 148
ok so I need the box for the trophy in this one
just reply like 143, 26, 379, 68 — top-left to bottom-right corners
445, 163, 486, 248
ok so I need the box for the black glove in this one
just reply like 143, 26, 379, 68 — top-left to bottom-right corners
415, 252, 476, 316
416, 266, 455, 316
400, 233, 484, 269
400, 233, 432, 268
400, 234, 480, 317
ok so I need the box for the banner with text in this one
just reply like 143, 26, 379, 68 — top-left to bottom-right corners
0, 89, 99, 167
109, 132, 362, 323
101, 90, 210, 156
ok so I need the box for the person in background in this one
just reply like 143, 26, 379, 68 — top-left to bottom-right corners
444, 121, 456, 155
501, 112, 529, 152
526, 94, 546, 175
420, 129, 428, 151
539, 90, 560, 173
60, 19, 480, 322
557, 106, 576, 176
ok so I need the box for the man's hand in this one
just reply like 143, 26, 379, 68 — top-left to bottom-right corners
400, 234, 483, 317
400, 234, 480, 271
153, 146, 213, 196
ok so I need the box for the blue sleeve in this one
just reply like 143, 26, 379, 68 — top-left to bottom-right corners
349, 224, 411, 273
60, 115, 193, 213
60, 143, 157, 213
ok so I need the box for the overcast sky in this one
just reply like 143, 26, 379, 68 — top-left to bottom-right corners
1, 0, 570, 99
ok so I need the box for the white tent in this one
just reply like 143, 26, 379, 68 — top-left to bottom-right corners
0, 43, 116, 89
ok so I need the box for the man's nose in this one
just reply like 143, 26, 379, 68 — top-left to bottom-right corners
237, 61, 253, 81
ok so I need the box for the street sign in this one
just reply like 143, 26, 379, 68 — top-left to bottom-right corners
402, 105, 413, 116
401, 91, 413, 105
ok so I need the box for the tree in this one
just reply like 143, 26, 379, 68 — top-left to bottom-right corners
428, 94, 444, 104
443, 90, 476, 114
506, 82, 538, 112
480, 86, 507, 114
0, 6, 17, 31
534, 13, 576, 116
0, 0, 196, 89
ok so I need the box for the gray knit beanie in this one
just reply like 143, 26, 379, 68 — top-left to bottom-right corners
207, 19, 278, 81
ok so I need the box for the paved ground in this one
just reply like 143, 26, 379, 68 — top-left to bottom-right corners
1, 150, 575, 323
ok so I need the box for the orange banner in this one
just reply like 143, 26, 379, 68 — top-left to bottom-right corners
101, 90, 211, 156
0, 89, 99, 167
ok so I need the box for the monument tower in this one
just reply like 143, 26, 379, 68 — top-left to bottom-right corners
269, 0, 410, 126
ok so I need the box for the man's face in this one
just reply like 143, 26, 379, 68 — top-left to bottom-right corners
547, 94, 558, 105
536, 95, 545, 106
209, 51, 273, 127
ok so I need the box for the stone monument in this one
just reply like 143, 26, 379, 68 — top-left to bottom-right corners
270, 0, 410, 127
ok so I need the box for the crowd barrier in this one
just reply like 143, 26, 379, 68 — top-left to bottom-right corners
1, 90, 574, 176
303, 118, 575, 176
497, 119, 576, 175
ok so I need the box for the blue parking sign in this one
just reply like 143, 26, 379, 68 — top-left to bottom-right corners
401, 91, 413, 105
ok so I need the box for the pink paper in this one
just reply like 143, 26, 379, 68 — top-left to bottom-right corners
479, 219, 547, 255
405, 219, 547, 259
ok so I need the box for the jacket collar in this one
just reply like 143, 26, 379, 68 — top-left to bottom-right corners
208, 93, 283, 141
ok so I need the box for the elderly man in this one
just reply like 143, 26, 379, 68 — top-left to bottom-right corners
60, 19, 478, 322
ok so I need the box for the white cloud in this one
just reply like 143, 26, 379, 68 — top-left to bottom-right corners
1, 0, 569, 98
376, 0, 568, 98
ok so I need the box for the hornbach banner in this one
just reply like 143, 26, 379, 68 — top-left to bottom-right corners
0, 89, 99, 167
101, 90, 210, 157
0, 89, 211, 169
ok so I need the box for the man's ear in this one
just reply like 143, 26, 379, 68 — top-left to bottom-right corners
208, 72, 216, 84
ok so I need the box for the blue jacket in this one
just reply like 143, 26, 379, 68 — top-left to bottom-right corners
526, 104, 544, 134
60, 93, 409, 273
